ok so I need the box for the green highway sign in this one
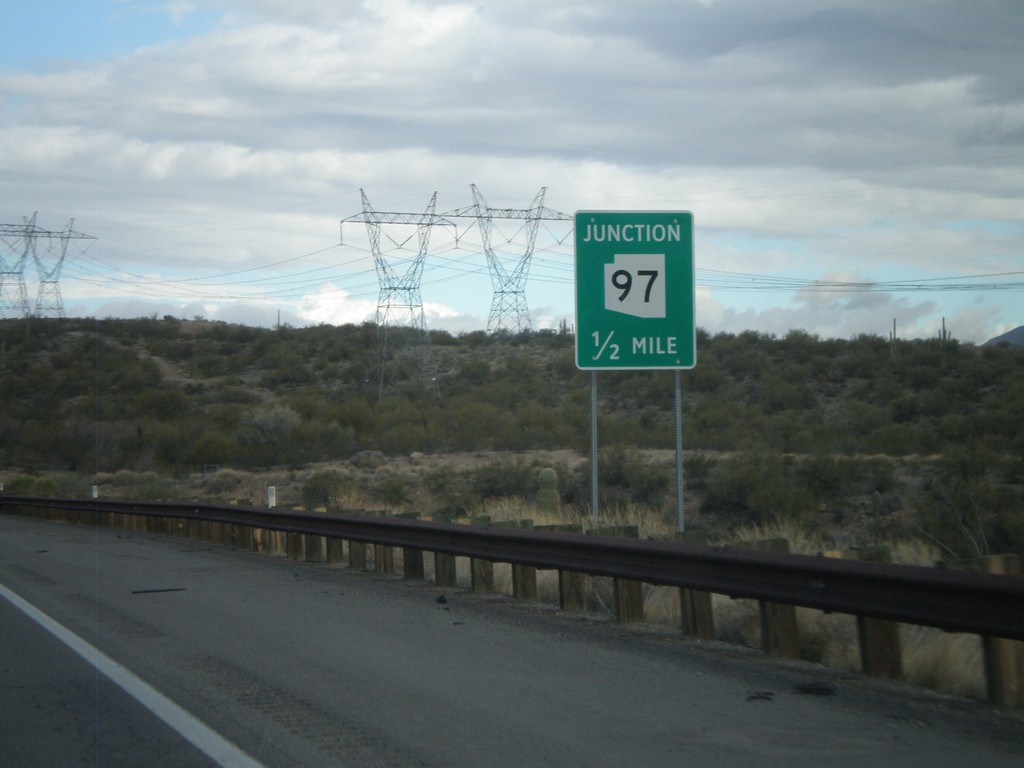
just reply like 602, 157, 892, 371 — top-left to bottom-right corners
574, 211, 695, 370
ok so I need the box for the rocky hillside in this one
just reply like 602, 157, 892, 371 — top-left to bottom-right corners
984, 325, 1024, 347
1, 316, 1021, 556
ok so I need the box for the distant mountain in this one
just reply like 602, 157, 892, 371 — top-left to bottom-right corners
983, 326, 1024, 347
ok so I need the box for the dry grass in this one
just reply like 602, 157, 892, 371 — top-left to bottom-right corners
901, 626, 985, 699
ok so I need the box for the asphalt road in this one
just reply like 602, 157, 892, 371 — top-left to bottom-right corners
1, 513, 1022, 767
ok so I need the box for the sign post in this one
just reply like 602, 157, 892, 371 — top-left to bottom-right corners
574, 211, 695, 528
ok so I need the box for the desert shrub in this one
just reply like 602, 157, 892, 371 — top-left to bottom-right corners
424, 464, 478, 515
375, 472, 411, 507
454, 358, 491, 387
1000, 456, 1024, 484
915, 445, 1024, 558
257, 346, 313, 386
756, 374, 814, 413
301, 469, 352, 510
684, 360, 727, 392
614, 448, 671, 507
7, 474, 55, 495
703, 453, 815, 526
200, 468, 248, 495
496, 402, 570, 451
291, 420, 359, 463
234, 406, 301, 467
763, 412, 816, 453
471, 458, 537, 501
136, 387, 189, 420
187, 431, 239, 468
92, 470, 174, 499
841, 401, 891, 443
596, 445, 671, 506
796, 455, 863, 502
682, 453, 717, 491
702, 454, 767, 516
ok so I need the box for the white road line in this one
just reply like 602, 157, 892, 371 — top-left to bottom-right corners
0, 581, 265, 768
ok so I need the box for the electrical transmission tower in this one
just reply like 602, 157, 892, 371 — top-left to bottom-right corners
361, 189, 439, 332
0, 213, 35, 317
339, 187, 571, 394
0, 214, 94, 318
34, 218, 88, 317
346, 190, 453, 397
449, 185, 572, 334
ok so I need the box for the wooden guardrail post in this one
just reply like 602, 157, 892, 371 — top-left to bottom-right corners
304, 534, 326, 563
372, 510, 396, 576
491, 520, 538, 599
673, 531, 715, 641
982, 554, 1023, 708
374, 541, 395, 574
434, 550, 457, 588
847, 546, 903, 679
430, 513, 458, 588
590, 526, 644, 624
270, 530, 286, 556
286, 531, 304, 560
511, 520, 537, 601
536, 524, 585, 610
403, 545, 425, 580
470, 516, 495, 592
302, 509, 327, 563
325, 537, 344, 565
395, 513, 425, 581
943, 554, 1023, 707
739, 538, 801, 659
349, 540, 368, 570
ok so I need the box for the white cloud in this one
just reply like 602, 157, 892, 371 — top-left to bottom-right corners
1, 0, 1021, 345
297, 284, 377, 325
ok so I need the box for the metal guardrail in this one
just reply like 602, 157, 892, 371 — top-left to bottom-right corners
3, 494, 1023, 642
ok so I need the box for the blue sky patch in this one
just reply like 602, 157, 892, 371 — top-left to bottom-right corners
2, 1, 222, 70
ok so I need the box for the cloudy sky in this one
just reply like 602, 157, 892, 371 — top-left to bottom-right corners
2, 0, 1022, 343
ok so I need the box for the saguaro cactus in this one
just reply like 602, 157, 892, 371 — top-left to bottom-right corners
536, 467, 560, 513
